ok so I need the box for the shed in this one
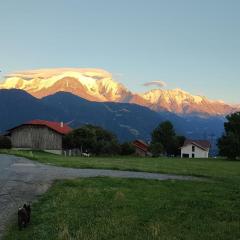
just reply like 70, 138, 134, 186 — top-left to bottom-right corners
132, 139, 151, 157
7, 120, 72, 154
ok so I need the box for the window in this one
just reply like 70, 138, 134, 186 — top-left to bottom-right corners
192, 145, 195, 152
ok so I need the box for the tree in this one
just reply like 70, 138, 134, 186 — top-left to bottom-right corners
120, 142, 135, 155
218, 112, 240, 159
224, 112, 240, 135
151, 121, 185, 156
149, 142, 163, 157
63, 125, 120, 155
63, 126, 96, 151
152, 121, 176, 143
0, 136, 11, 149
151, 121, 176, 155
174, 135, 186, 156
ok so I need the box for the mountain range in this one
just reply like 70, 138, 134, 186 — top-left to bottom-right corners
0, 89, 161, 141
0, 67, 236, 155
1, 68, 239, 116
0, 89, 224, 155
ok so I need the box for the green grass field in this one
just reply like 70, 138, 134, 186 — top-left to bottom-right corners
4, 177, 240, 240
1, 149, 240, 178
1, 150, 240, 239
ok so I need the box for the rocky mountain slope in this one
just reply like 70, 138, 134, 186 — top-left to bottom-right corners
0, 68, 238, 116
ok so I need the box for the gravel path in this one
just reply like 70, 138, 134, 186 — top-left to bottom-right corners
0, 154, 201, 239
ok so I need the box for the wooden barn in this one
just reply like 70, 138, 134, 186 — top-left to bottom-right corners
132, 139, 151, 157
7, 120, 72, 154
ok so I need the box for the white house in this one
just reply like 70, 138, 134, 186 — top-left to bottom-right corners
181, 139, 210, 158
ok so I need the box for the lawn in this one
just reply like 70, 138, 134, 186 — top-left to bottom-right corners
4, 177, 240, 240
1, 149, 240, 178
2, 150, 240, 239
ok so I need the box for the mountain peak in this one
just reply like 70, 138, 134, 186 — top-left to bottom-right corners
1, 68, 127, 102
141, 88, 204, 105
0, 68, 239, 116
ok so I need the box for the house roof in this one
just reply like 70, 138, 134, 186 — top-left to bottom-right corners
9, 120, 72, 135
182, 139, 211, 151
133, 139, 149, 152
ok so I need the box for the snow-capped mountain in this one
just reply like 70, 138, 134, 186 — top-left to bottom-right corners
0, 68, 129, 102
134, 89, 238, 116
0, 68, 239, 116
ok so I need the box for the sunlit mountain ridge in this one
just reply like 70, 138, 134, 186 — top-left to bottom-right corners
0, 68, 239, 116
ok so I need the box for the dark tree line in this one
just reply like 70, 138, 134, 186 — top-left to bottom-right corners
1, 113, 239, 159
62, 121, 186, 157
63, 124, 135, 156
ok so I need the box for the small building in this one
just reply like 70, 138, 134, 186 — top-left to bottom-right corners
132, 139, 151, 157
181, 139, 210, 158
7, 120, 72, 154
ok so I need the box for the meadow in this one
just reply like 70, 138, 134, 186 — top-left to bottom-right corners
1, 149, 240, 178
1, 150, 240, 240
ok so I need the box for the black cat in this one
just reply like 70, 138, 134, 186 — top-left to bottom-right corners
18, 203, 31, 230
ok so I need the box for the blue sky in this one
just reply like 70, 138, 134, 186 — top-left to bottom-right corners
0, 0, 239, 103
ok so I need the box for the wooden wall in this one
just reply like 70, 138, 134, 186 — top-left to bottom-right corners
135, 147, 147, 157
11, 125, 63, 150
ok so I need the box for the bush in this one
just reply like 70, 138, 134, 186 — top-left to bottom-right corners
120, 142, 135, 155
0, 136, 12, 149
63, 125, 120, 155
149, 142, 163, 157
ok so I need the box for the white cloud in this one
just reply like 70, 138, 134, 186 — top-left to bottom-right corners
143, 80, 167, 88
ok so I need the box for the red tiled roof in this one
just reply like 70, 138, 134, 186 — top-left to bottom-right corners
183, 139, 211, 151
9, 120, 72, 135
27, 120, 72, 135
133, 139, 149, 152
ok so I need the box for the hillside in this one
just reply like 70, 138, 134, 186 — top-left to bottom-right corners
0, 89, 161, 141
0, 89, 224, 145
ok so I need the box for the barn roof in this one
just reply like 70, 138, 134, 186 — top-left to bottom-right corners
133, 139, 149, 152
8, 120, 72, 135
182, 139, 211, 151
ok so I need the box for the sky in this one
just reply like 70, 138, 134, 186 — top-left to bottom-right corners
0, 0, 240, 103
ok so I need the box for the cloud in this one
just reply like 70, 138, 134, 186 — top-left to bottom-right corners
143, 80, 167, 88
